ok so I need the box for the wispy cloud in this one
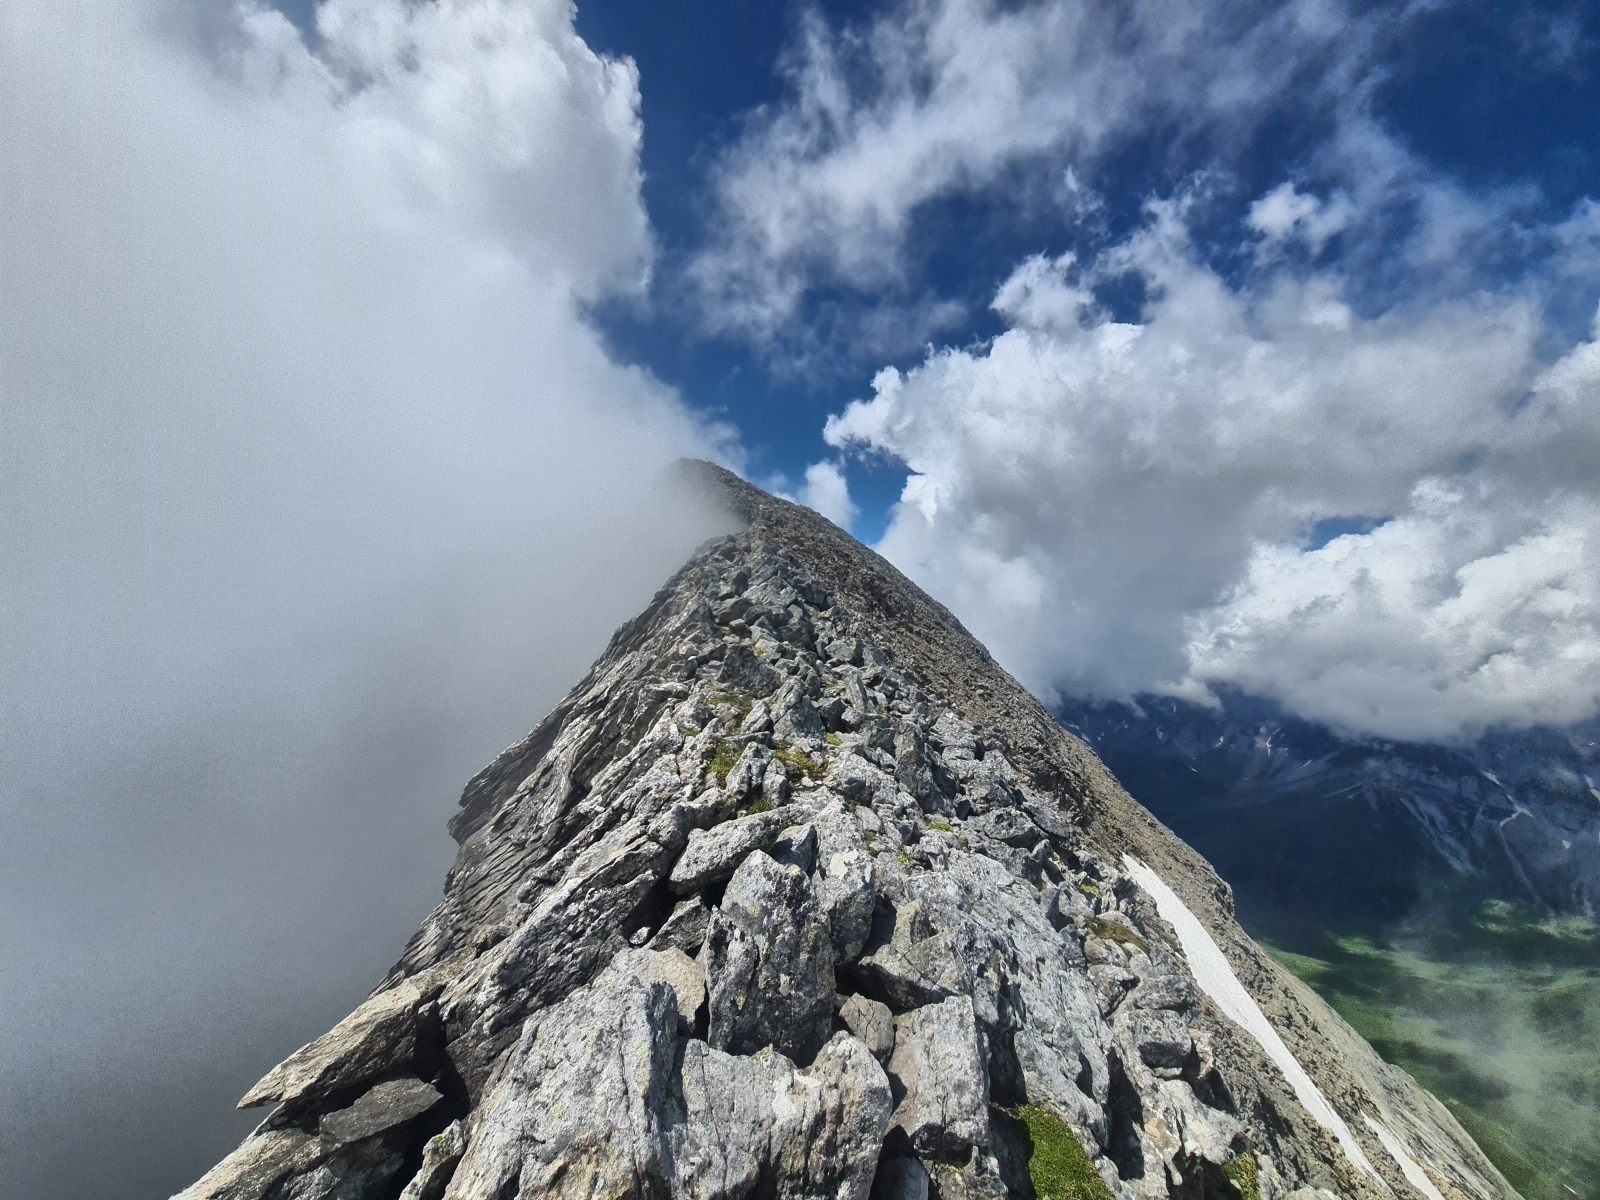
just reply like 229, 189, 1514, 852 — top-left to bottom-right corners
689, 0, 1394, 341
694, 0, 1600, 741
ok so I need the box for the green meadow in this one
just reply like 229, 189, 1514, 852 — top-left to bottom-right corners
1257, 901, 1600, 1200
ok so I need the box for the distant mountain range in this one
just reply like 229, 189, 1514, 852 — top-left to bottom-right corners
1057, 693, 1600, 928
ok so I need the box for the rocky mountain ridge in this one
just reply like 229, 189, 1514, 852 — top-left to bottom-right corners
179, 464, 1513, 1200
1057, 695, 1600, 925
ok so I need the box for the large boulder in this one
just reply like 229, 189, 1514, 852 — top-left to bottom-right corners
443, 966, 681, 1200
886, 995, 991, 1158
672, 1032, 892, 1200
702, 851, 836, 1062
669, 802, 816, 894
319, 1078, 442, 1145
444, 954, 888, 1200
811, 803, 878, 961
238, 965, 451, 1111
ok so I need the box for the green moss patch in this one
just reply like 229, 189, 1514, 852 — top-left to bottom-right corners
707, 740, 741, 786
1017, 1105, 1113, 1200
708, 691, 753, 718
772, 745, 821, 778
1224, 1151, 1259, 1200
1088, 915, 1150, 956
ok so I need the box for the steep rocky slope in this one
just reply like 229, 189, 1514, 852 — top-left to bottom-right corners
179, 465, 1513, 1200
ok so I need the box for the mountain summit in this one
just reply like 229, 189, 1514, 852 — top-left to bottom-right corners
179, 464, 1511, 1200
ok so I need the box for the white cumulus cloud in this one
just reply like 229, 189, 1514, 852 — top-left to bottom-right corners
1247, 182, 1353, 252
797, 459, 860, 529
826, 209, 1600, 740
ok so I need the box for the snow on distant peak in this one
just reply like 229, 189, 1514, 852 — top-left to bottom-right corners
1122, 855, 1381, 1182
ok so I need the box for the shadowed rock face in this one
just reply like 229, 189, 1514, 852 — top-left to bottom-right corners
1057, 692, 1600, 925
177, 463, 1514, 1200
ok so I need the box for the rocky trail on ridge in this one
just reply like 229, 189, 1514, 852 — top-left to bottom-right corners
177, 463, 1515, 1200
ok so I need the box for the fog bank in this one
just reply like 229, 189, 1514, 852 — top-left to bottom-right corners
0, 2, 731, 1194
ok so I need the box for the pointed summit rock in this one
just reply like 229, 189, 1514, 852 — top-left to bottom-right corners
178, 463, 1513, 1200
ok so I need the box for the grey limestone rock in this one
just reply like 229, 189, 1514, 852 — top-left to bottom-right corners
839, 993, 896, 1062
442, 964, 680, 1200
870, 1156, 930, 1200
668, 800, 815, 894
175, 1126, 407, 1200
826, 635, 862, 666
723, 741, 773, 803
811, 801, 878, 960
238, 966, 449, 1112
633, 945, 707, 1029
702, 850, 835, 1062
179, 465, 1517, 1200
770, 821, 819, 872
762, 759, 793, 804
771, 677, 827, 748
967, 805, 1038, 847
649, 894, 712, 955
1132, 1008, 1194, 1070
673, 1032, 892, 1200
319, 1077, 441, 1145
396, 1121, 463, 1200
717, 642, 780, 695
886, 996, 990, 1158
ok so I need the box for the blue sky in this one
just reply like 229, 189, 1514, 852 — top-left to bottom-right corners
563, 0, 1600, 541
573, 0, 927, 536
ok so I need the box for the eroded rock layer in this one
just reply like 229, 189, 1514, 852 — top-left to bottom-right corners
180, 465, 1514, 1200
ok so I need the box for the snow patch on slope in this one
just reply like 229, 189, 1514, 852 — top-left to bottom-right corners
1365, 1115, 1447, 1200
1122, 855, 1380, 1181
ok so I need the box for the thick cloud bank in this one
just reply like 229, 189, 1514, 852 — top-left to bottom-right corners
827, 218, 1600, 741
0, 2, 728, 1195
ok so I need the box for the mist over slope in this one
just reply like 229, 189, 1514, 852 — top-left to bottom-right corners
1, 3, 732, 1195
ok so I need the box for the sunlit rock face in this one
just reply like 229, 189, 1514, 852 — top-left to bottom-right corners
178, 465, 1514, 1200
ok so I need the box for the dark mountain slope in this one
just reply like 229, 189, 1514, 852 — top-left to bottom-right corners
1057, 693, 1600, 928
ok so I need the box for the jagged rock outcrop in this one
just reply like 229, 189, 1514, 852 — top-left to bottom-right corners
179, 463, 1515, 1200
